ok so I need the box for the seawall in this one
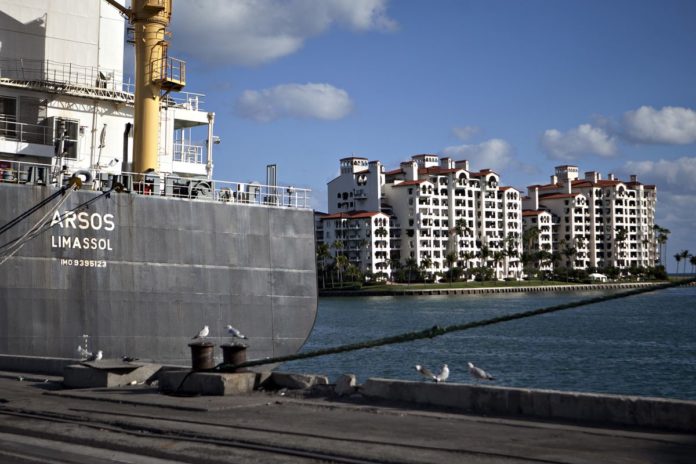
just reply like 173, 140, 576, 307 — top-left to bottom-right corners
320, 281, 663, 297
361, 378, 696, 432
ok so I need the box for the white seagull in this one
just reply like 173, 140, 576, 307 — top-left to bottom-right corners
87, 350, 103, 362
468, 362, 495, 381
436, 364, 450, 383
76, 345, 92, 360
415, 364, 436, 381
415, 364, 450, 383
226, 325, 248, 339
192, 325, 209, 339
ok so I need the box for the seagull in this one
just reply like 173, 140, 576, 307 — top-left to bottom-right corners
77, 345, 92, 360
192, 325, 209, 339
87, 350, 103, 362
468, 362, 495, 381
415, 364, 437, 381
436, 364, 450, 383
226, 324, 248, 339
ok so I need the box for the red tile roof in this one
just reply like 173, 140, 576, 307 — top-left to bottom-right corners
319, 211, 383, 220
539, 192, 580, 200
522, 210, 545, 217
393, 179, 427, 187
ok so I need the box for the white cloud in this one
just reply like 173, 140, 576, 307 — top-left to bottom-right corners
623, 156, 696, 194
620, 106, 696, 145
235, 83, 353, 122
442, 139, 516, 172
540, 124, 617, 160
171, 0, 396, 66
451, 125, 480, 141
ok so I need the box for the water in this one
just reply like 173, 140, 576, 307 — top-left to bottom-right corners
282, 286, 696, 400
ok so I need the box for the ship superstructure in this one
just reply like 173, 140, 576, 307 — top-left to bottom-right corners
0, 0, 317, 366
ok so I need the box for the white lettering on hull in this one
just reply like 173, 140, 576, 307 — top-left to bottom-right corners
51, 236, 113, 250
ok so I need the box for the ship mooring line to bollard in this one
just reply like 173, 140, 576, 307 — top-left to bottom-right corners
218, 277, 696, 372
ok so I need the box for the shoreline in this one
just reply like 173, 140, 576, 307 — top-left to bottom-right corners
318, 281, 671, 297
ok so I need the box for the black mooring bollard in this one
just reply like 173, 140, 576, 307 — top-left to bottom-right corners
221, 343, 248, 367
188, 341, 215, 371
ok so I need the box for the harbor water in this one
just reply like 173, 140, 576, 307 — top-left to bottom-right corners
282, 286, 696, 400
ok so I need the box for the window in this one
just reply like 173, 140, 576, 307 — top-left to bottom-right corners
53, 117, 79, 159
0, 96, 17, 138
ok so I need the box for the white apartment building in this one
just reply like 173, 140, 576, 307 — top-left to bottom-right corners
521, 210, 555, 272
323, 154, 523, 280
523, 166, 657, 270
315, 211, 391, 277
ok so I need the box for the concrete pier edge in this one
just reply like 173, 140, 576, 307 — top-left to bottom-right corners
319, 281, 668, 297
360, 378, 696, 433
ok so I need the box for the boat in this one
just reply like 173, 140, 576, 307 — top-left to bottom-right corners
0, 0, 317, 366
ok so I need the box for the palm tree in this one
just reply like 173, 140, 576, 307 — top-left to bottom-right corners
479, 245, 490, 267
419, 255, 433, 281
654, 225, 670, 266
445, 251, 457, 286
679, 249, 690, 274
491, 250, 505, 279
561, 240, 578, 269
690, 255, 696, 275
335, 254, 349, 286
404, 257, 419, 285
674, 252, 682, 275
522, 226, 540, 253
316, 243, 330, 289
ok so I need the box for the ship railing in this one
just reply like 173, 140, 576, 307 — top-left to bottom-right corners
0, 58, 126, 92
0, 116, 52, 145
116, 171, 311, 209
213, 180, 311, 209
173, 143, 204, 163
0, 160, 312, 210
0, 159, 53, 184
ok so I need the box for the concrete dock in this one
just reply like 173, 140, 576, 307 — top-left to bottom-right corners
0, 370, 694, 463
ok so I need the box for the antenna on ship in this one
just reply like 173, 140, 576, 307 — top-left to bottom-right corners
104, 0, 185, 175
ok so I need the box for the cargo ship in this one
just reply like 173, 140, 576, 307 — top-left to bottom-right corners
0, 0, 318, 366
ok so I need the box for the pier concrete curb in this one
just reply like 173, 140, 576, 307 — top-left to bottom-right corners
360, 379, 696, 432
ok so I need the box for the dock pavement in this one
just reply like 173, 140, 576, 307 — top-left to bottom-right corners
0, 370, 694, 463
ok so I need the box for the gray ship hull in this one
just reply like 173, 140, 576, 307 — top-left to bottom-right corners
0, 183, 318, 366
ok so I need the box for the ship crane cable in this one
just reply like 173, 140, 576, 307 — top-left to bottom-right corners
0, 179, 123, 265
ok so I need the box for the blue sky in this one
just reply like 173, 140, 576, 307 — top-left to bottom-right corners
162, 0, 696, 272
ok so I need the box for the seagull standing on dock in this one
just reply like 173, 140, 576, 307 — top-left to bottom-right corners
77, 345, 92, 360
87, 350, 103, 362
415, 364, 436, 381
226, 325, 247, 339
436, 364, 450, 383
192, 325, 209, 339
468, 362, 495, 381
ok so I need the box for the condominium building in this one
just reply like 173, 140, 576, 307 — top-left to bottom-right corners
318, 154, 523, 280
522, 166, 657, 270
315, 210, 391, 277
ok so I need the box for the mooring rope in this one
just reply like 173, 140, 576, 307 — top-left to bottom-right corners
218, 276, 696, 372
